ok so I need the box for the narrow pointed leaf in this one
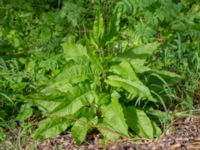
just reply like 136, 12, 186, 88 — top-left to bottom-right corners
90, 11, 104, 47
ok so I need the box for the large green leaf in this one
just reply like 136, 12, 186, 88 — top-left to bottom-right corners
16, 104, 33, 121
100, 92, 129, 139
104, 9, 121, 46
106, 75, 157, 102
86, 45, 104, 73
120, 42, 160, 65
130, 63, 152, 73
32, 117, 70, 139
40, 61, 97, 96
28, 83, 97, 115
50, 83, 97, 116
151, 69, 182, 84
151, 120, 162, 137
110, 60, 139, 81
123, 106, 155, 138
53, 63, 92, 84
23, 94, 64, 113
71, 108, 97, 144
40, 81, 72, 96
130, 61, 182, 85
98, 121, 119, 141
97, 93, 110, 105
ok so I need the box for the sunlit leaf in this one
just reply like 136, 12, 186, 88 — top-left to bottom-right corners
106, 75, 157, 102
16, 104, 33, 121
100, 91, 129, 138
50, 83, 97, 116
32, 117, 70, 139
110, 60, 139, 81
123, 106, 154, 138
72, 109, 97, 144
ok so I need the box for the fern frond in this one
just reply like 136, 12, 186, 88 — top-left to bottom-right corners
114, 0, 137, 15
135, 22, 156, 42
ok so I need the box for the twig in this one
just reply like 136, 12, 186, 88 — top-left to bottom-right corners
57, 0, 61, 10
17, 127, 23, 150
172, 119, 200, 125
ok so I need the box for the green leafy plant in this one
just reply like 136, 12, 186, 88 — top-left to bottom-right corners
0, 0, 199, 146
26, 10, 181, 143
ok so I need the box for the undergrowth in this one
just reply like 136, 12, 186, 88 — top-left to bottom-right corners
0, 0, 199, 145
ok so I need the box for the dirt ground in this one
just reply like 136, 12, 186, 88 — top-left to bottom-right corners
37, 113, 200, 150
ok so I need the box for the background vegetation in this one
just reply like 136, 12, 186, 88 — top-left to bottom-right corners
0, 0, 199, 146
